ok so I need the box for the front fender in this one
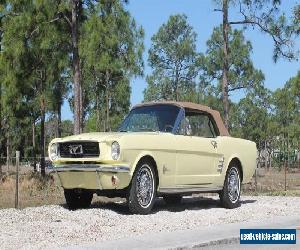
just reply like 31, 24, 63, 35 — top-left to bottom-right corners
130, 151, 157, 176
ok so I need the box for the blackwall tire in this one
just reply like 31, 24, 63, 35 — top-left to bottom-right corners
127, 160, 157, 214
220, 164, 241, 209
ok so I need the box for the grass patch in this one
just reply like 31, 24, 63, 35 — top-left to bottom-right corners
242, 168, 300, 197
0, 172, 64, 209
243, 190, 300, 197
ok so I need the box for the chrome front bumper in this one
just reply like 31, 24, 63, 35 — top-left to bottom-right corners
47, 164, 131, 190
47, 164, 130, 173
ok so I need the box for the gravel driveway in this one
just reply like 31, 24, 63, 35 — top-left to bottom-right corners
0, 195, 299, 249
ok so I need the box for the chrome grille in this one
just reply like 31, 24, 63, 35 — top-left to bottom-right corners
59, 141, 100, 158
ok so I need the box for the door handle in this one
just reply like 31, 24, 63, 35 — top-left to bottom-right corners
211, 140, 217, 149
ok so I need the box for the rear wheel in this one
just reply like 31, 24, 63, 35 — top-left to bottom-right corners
220, 165, 241, 209
127, 160, 157, 214
163, 195, 182, 205
64, 189, 93, 210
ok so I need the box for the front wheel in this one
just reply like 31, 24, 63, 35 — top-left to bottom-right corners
127, 160, 157, 214
220, 165, 241, 209
64, 189, 93, 210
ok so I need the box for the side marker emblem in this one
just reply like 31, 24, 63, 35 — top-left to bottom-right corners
217, 157, 225, 173
163, 165, 170, 174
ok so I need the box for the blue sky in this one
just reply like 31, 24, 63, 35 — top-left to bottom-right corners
61, 0, 299, 120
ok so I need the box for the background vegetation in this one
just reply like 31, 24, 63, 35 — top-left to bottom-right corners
0, 0, 299, 176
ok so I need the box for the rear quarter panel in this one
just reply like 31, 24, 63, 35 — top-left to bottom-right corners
217, 136, 257, 185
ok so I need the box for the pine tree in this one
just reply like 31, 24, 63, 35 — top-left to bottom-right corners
0, 0, 69, 175
200, 26, 265, 106
81, 0, 144, 131
213, 0, 299, 128
144, 14, 198, 102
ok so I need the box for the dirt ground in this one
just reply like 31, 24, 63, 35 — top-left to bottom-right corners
242, 167, 300, 195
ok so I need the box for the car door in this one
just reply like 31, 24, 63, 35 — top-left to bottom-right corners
175, 111, 223, 188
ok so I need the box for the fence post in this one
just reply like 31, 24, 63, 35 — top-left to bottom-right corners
6, 145, 9, 173
255, 167, 257, 192
15, 151, 20, 209
284, 159, 287, 192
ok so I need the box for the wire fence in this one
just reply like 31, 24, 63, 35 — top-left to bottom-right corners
0, 151, 299, 209
0, 154, 64, 209
249, 146, 300, 194
0, 156, 53, 174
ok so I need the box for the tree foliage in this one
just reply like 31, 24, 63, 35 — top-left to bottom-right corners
217, 0, 300, 61
81, 0, 144, 131
200, 25, 265, 97
0, 0, 69, 174
0, 1, 299, 173
144, 7, 299, 162
230, 87, 271, 143
212, 0, 299, 129
272, 71, 300, 140
0, 0, 143, 172
144, 14, 198, 102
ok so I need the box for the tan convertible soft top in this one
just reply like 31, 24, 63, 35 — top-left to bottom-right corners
133, 101, 230, 136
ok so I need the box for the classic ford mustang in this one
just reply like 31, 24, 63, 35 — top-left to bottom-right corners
48, 101, 257, 214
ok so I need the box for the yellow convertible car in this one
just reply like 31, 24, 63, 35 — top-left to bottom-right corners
48, 101, 257, 214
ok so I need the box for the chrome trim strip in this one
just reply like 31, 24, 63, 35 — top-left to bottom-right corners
159, 186, 222, 194
48, 164, 130, 173
54, 169, 63, 187
172, 107, 185, 134
95, 169, 103, 189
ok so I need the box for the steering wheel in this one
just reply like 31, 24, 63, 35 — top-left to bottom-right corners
164, 125, 174, 132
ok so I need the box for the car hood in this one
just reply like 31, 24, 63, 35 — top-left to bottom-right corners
51, 131, 160, 143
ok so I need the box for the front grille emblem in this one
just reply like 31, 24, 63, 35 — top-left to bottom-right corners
68, 145, 83, 155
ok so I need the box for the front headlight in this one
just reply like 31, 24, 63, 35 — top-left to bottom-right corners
49, 143, 58, 160
111, 141, 120, 160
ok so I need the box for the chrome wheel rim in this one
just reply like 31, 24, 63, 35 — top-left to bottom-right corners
227, 167, 240, 203
136, 164, 154, 208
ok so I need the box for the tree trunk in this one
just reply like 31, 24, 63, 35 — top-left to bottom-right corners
32, 120, 36, 172
0, 81, 2, 134
106, 91, 109, 131
287, 134, 289, 171
222, 0, 230, 129
174, 65, 179, 101
103, 102, 106, 132
6, 129, 9, 173
0, 81, 2, 150
297, 141, 300, 169
40, 100, 46, 177
264, 140, 268, 169
96, 94, 100, 131
0, 25, 3, 161
72, 0, 82, 135
57, 104, 62, 138
105, 70, 110, 132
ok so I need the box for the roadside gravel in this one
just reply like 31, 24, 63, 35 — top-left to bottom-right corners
0, 195, 299, 250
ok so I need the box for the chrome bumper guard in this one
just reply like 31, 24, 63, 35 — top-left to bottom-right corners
48, 164, 130, 173
48, 164, 130, 190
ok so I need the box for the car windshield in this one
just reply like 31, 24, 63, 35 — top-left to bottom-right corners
118, 104, 180, 132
